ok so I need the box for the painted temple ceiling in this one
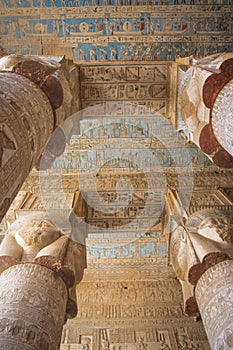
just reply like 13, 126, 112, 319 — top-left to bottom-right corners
2, 61, 233, 265
1, 4, 233, 347
0, 0, 233, 348
0, 1, 233, 61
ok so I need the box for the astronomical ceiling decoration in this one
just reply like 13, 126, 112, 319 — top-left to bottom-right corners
0, 1, 233, 61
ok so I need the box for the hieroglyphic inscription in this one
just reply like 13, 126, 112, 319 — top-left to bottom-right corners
86, 238, 167, 261
0, 264, 67, 350
0, 3, 233, 62
61, 306, 210, 349
80, 64, 167, 115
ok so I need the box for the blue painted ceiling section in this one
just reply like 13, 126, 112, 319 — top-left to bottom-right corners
0, 1, 233, 61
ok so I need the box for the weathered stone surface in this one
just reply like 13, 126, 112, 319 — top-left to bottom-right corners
212, 148, 233, 169
199, 124, 219, 156
1, 56, 233, 350
177, 53, 233, 168
196, 260, 233, 350
0, 55, 81, 216
203, 58, 233, 109
0, 255, 17, 274
13, 59, 57, 84
41, 74, 63, 109
0, 72, 54, 221
0, 263, 67, 350
0, 213, 87, 322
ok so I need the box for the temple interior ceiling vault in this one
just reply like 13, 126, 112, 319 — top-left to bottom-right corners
0, 1, 233, 349
1, 59, 233, 350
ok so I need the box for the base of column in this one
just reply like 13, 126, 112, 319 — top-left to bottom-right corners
0, 263, 67, 350
195, 260, 233, 350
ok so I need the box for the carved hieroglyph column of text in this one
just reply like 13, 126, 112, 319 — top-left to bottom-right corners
0, 263, 67, 350
0, 72, 54, 221
195, 260, 233, 350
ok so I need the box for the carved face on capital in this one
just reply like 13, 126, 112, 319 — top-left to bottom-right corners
14, 219, 61, 249
198, 216, 233, 243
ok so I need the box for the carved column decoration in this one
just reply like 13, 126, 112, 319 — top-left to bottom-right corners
0, 55, 81, 221
166, 190, 233, 318
176, 52, 233, 168
170, 213, 233, 314
0, 72, 54, 221
195, 260, 233, 350
0, 213, 86, 350
0, 263, 67, 350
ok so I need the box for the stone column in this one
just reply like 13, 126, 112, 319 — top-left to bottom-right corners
211, 79, 233, 159
0, 55, 81, 222
176, 52, 233, 168
0, 72, 54, 221
0, 263, 67, 350
166, 199, 233, 318
0, 213, 87, 349
195, 260, 233, 350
